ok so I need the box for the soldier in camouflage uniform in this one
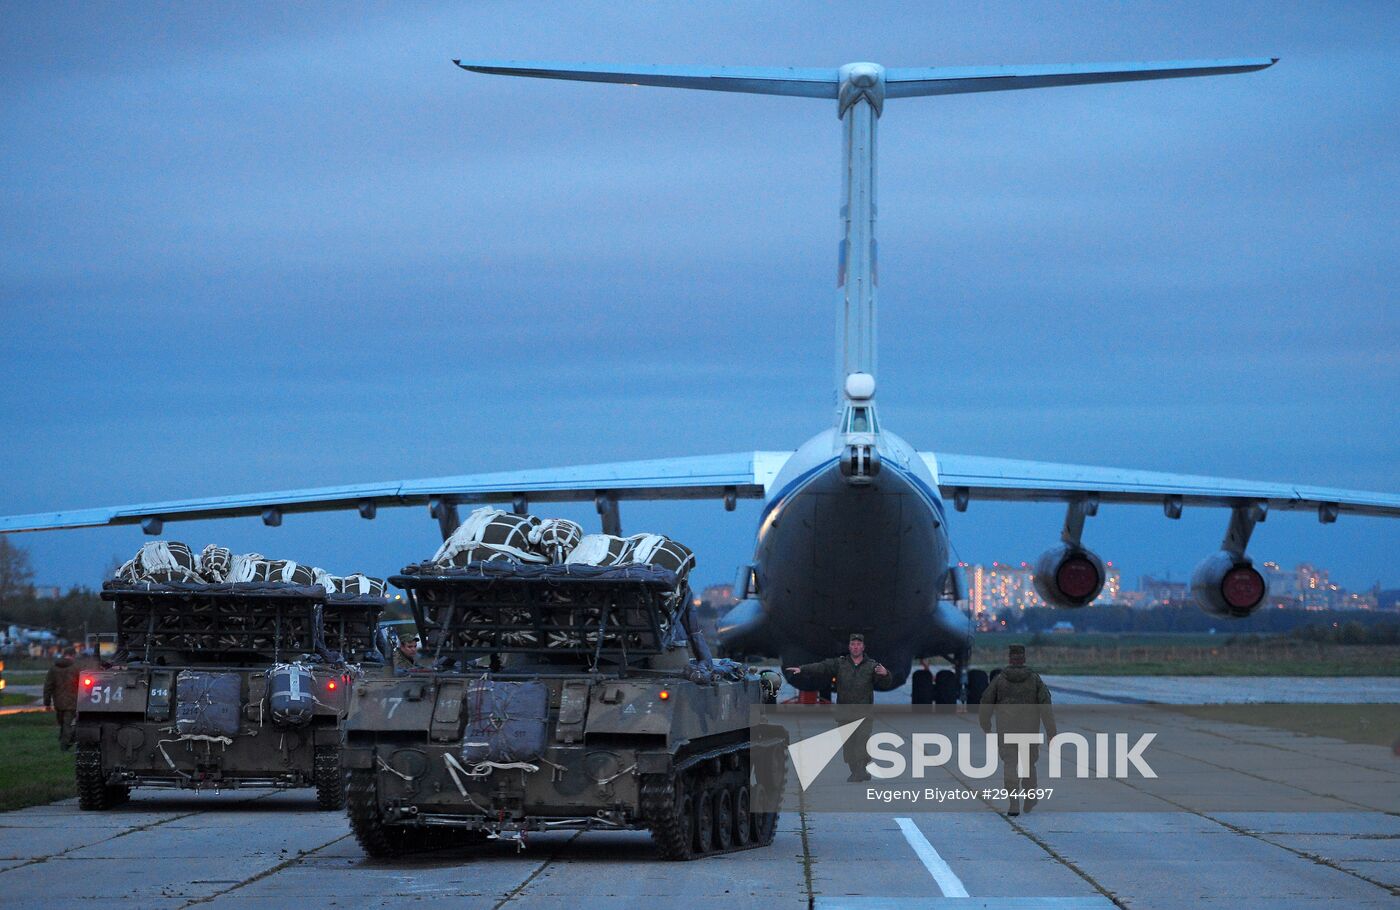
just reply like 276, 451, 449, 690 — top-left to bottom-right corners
787, 633, 896, 781
978, 643, 1057, 816
42, 648, 80, 751
392, 634, 423, 672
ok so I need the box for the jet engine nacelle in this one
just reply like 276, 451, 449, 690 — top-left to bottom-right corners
1191, 551, 1267, 618
1032, 544, 1105, 608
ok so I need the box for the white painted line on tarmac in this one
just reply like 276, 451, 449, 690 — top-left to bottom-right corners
817, 899, 1115, 908
894, 817, 969, 898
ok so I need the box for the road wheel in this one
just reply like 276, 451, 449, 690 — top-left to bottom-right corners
314, 747, 345, 811
966, 669, 990, 706
910, 668, 934, 706
714, 786, 734, 851
694, 784, 715, 854
733, 785, 752, 847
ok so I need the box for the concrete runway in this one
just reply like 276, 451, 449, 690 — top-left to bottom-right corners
2, 676, 1396, 909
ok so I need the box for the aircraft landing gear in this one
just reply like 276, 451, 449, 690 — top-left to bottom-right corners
911, 659, 934, 709
913, 655, 984, 710
933, 669, 958, 712
966, 668, 990, 705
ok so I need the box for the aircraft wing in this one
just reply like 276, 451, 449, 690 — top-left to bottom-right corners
924, 453, 1400, 520
0, 452, 793, 534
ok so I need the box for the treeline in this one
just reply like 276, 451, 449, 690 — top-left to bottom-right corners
1003, 604, 1400, 638
1279, 622, 1400, 646
0, 588, 114, 641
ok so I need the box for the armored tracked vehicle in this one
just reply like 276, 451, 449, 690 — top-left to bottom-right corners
75, 580, 385, 809
343, 562, 786, 859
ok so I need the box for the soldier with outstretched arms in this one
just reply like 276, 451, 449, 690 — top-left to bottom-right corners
787, 633, 897, 781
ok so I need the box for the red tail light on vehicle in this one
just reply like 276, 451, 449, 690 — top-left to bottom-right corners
82, 676, 94, 687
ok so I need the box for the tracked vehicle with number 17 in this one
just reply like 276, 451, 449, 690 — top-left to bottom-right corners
343, 561, 786, 859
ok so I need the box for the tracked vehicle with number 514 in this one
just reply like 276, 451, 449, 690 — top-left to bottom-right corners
343, 562, 786, 859
75, 580, 384, 809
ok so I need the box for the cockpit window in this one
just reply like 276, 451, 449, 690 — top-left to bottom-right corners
845, 406, 877, 434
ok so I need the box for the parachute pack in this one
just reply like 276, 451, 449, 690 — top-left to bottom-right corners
404, 507, 699, 653
114, 541, 386, 598
431, 507, 694, 579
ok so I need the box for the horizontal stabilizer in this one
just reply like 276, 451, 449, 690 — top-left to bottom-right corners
454, 60, 839, 98
885, 58, 1276, 98
456, 58, 1276, 102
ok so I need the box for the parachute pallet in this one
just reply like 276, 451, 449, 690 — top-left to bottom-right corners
101, 581, 381, 663
391, 563, 685, 665
322, 594, 386, 662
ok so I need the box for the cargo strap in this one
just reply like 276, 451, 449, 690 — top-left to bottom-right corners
440, 753, 492, 815
155, 733, 232, 779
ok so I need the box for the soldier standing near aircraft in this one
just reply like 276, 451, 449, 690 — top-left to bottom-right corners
42, 648, 79, 751
787, 633, 897, 781
979, 643, 1057, 816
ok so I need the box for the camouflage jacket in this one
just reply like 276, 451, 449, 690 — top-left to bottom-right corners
978, 666, 1057, 738
796, 654, 898, 704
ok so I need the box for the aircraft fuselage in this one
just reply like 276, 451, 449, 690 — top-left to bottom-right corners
750, 422, 971, 687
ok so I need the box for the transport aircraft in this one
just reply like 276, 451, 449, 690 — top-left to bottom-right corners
4, 58, 1398, 703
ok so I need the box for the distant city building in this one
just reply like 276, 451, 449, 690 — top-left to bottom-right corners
962, 559, 1378, 615
1117, 590, 1150, 610
1260, 562, 1374, 611
967, 561, 1121, 616
1138, 576, 1191, 609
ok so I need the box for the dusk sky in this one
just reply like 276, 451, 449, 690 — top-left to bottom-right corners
2, 3, 1396, 594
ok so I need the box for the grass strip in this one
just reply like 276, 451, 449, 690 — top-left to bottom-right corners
1173, 703, 1400, 747
0, 712, 75, 811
